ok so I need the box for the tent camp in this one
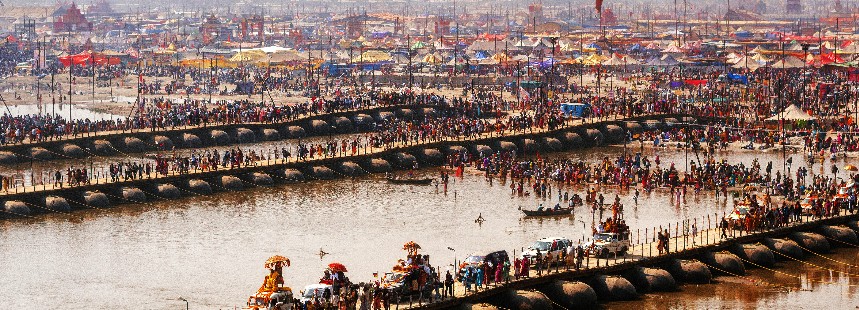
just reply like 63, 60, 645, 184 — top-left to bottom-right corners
770, 56, 805, 69
765, 104, 816, 121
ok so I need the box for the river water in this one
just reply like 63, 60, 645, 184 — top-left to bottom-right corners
1, 144, 858, 309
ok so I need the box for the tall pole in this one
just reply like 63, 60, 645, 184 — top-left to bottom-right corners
408, 34, 413, 88
781, 39, 786, 174
68, 39, 72, 123
454, 0, 459, 78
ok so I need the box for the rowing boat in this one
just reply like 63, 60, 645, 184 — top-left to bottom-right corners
521, 207, 574, 216
386, 177, 434, 185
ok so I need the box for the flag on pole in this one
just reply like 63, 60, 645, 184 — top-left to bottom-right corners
595, 0, 604, 13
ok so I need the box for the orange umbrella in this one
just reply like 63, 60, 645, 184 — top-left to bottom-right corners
845, 164, 858, 171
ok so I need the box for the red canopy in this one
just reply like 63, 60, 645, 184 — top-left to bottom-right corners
59, 52, 121, 67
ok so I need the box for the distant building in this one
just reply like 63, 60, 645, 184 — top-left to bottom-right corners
53, 3, 92, 32
786, 0, 802, 14
200, 15, 232, 45
239, 15, 264, 42
86, 0, 117, 18
527, 1, 545, 28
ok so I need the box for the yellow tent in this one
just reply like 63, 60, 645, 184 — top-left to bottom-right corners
422, 53, 443, 64
352, 50, 392, 63
229, 50, 266, 63
491, 53, 510, 63
582, 54, 607, 65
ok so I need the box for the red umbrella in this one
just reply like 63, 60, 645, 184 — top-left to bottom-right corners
328, 262, 348, 272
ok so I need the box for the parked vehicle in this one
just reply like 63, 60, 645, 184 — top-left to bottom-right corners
458, 250, 509, 281
585, 232, 630, 257
521, 237, 571, 265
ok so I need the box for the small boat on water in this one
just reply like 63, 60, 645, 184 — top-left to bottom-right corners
521, 206, 574, 216
385, 173, 433, 185
386, 177, 434, 185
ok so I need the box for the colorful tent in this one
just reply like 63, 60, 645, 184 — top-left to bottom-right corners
229, 50, 266, 63
58, 52, 121, 67
353, 50, 392, 63
421, 53, 444, 64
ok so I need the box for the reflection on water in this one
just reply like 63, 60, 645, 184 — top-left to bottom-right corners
0, 145, 856, 309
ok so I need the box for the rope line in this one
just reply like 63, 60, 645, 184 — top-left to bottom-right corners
0, 207, 41, 219
822, 235, 859, 248
65, 197, 109, 212
736, 255, 859, 287
103, 192, 155, 207
700, 261, 794, 291
174, 184, 209, 197
22, 201, 71, 216
770, 248, 859, 278
791, 242, 859, 268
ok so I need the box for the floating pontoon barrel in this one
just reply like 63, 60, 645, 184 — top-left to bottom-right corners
221, 175, 245, 190
664, 259, 712, 284
92, 140, 115, 155
181, 133, 202, 148
699, 251, 745, 275
156, 184, 181, 199
210, 130, 231, 145
187, 179, 212, 195
622, 267, 676, 293
30, 147, 53, 160
729, 243, 775, 268
153, 135, 174, 150
235, 128, 256, 143
123, 137, 147, 153
790, 232, 830, 254
83, 191, 110, 208
538, 280, 598, 309
761, 238, 804, 260
262, 129, 281, 141
62, 144, 85, 158
588, 275, 638, 301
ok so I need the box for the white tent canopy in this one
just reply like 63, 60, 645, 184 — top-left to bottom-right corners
765, 104, 816, 121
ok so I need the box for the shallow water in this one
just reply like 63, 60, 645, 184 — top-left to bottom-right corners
0, 145, 856, 309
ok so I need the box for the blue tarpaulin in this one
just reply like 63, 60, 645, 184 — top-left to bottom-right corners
727, 73, 749, 84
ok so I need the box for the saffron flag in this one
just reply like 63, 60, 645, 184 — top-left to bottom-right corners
595, 0, 604, 13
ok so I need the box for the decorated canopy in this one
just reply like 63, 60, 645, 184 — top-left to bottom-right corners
264, 255, 291, 269
328, 262, 348, 273
402, 241, 421, 255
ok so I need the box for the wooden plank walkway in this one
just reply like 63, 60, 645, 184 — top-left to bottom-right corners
0, 113, 672, 198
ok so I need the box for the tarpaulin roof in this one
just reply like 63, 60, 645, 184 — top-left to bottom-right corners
58, 52, 121, 67
766, 104, 816, 121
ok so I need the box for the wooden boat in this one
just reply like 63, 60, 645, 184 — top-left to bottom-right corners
521, 207, 574, 217
386, 177, 434, 185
